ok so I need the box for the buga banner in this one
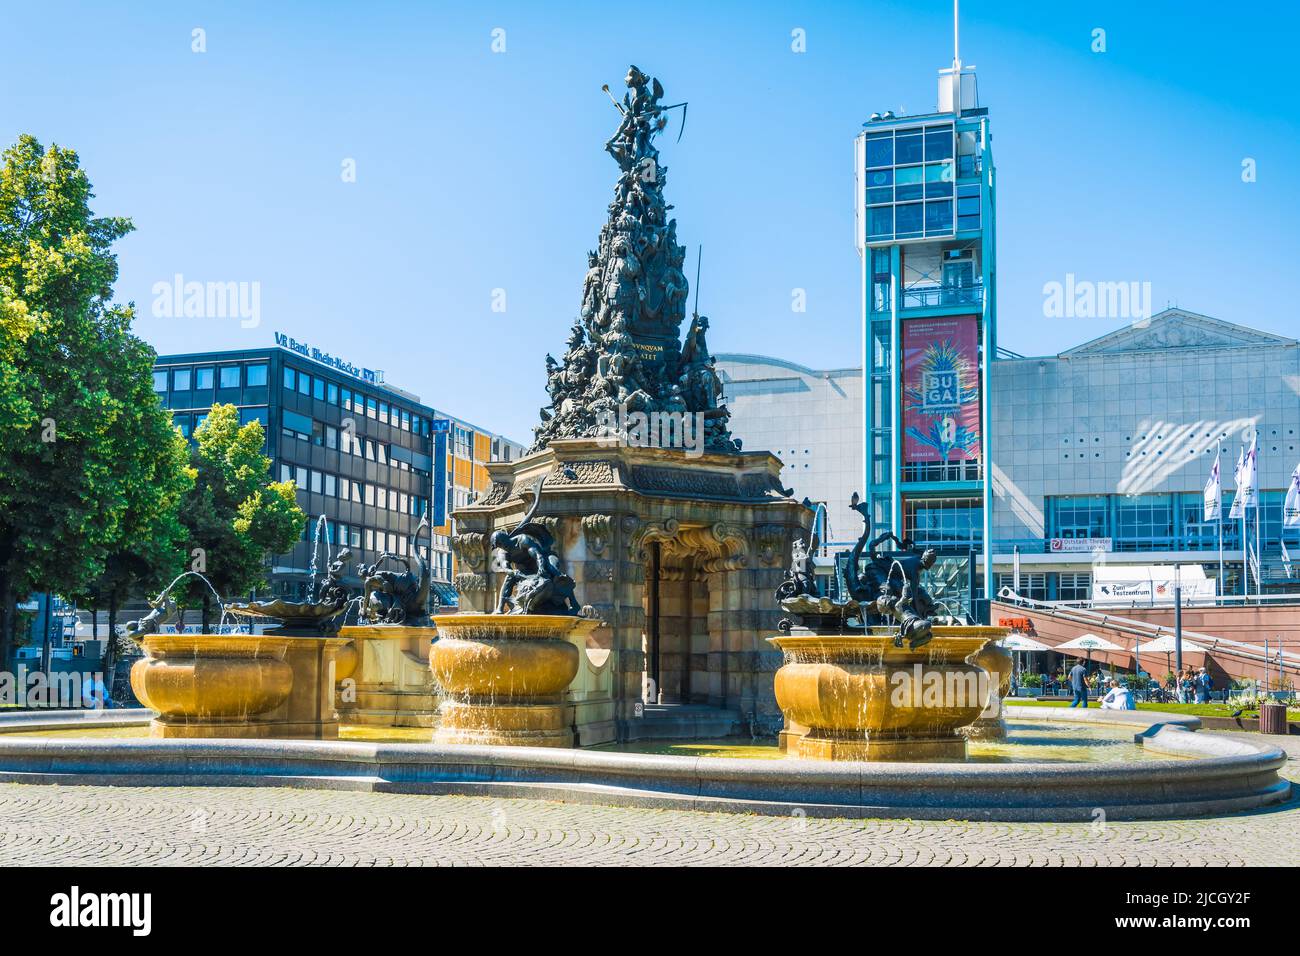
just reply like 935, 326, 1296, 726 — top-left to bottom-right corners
903, 316, 981, 463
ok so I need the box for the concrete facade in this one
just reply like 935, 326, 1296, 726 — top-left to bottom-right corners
990, 308, 1300, 593
716, 354, 864, 547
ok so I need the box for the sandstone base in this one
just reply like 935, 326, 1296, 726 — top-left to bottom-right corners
794, 731, 968, 762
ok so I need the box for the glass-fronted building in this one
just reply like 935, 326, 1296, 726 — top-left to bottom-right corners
855, 59, 996, 609
153, 344, 524, 605
719, 308, 1300, 608
989, 308, 1300, 602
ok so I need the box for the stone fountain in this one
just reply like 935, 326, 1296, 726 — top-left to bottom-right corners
335, 518, 443, 728
128, 556, 353, 739
431, 475, 602, 748
769, 495, 1007, 761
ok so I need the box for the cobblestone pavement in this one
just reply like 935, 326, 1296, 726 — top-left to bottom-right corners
0, 779, 1296, 865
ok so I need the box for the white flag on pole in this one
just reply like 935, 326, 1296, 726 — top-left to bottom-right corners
1203, 450, 1222, 522
1230, 437, 1258, 520
1284, 461, 1300, 529
1229, 446, 1247, 520
1282, 539, 1294, 579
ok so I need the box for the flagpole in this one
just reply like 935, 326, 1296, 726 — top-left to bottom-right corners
1217, 440, 1224, 602
1254, 432, 1262, 603
1240, 476, 1248, 600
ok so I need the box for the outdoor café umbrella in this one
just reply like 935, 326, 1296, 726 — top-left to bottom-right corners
1138, 634, 1207, 677
1001, 633, 1052, 682
1055, 633, 1125, 667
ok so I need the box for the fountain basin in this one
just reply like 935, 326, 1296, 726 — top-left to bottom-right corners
769, 626, 1003, 761
130, 633, 348, 740
964, 639, 1014, 741
429, 614, 601, 748
0, 706, 1289, 821
131, 635, 294, 737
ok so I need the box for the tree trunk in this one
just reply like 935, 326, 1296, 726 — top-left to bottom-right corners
103, 591, 119, 702
201, 593, 211, 635
0, 570, 13, 673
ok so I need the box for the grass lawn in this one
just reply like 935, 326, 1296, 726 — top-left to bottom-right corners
1008, 699, 1300, 720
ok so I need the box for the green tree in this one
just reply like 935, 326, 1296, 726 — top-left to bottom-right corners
181, 403, 303, 631
0, 135, 191, 661
71, 410, 193, 683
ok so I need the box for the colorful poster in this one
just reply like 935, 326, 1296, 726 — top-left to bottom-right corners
902, 316, 981, 463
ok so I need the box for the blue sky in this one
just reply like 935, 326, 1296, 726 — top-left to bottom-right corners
2, 0, 1297, 443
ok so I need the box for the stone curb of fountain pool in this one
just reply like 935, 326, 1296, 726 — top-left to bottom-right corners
0, 708, 1288, 823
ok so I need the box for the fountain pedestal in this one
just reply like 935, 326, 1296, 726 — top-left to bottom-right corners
964, 640, 1014, 741
429, 614, 601, 748
336, 625, 438, 727
769, 626, 1006, 761
131, 634, 349, 739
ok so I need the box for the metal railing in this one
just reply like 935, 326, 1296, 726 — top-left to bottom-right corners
995, 588, 1300, 678
901, 284, 984, 310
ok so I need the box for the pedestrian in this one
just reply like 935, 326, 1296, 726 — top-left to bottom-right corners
1068, 659, 1089, 708
1195, 667, 1212, 705
1100, 678, 1135, 711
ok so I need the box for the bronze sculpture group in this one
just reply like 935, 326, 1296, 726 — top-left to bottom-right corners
531, 65, 739, 454
777, 494, 943, 650
489, 475, 582, 616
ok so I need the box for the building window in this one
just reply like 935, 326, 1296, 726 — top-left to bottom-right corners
378, 401, 388, 424
996, 572, 1047, 602
246, 364, 268, 387
152, 371, 168, 393
219, 365, 240, 389
454, 425, 472, 459
366, 396, 377, 419
1053, 495, 1109, 540
295, 466, 307, 489
903, 497, 983, 548
957, 183, 981, 232
172, 368, 191, 391
1115, 494, 1174, 551
1058, 573, 1091, 602
280, 463, 292, 483
325, 425, 338, 450
239, 407, 266, 428
283, 367, 296, 390
195, 367, 214, 390
298, 372, 311, 396
313, 377, 325, 401
863, 123, 956, 244
327, 382, 338, 405
310, 470, 322, 494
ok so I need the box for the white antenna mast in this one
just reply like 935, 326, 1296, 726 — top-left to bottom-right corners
953, 0, 961, 68
949, 0, 962, 113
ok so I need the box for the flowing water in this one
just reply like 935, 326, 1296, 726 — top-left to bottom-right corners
154, 570, 231, 632
307, 513, 332, 602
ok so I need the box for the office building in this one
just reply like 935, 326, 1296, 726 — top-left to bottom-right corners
154, 337, 524, 604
